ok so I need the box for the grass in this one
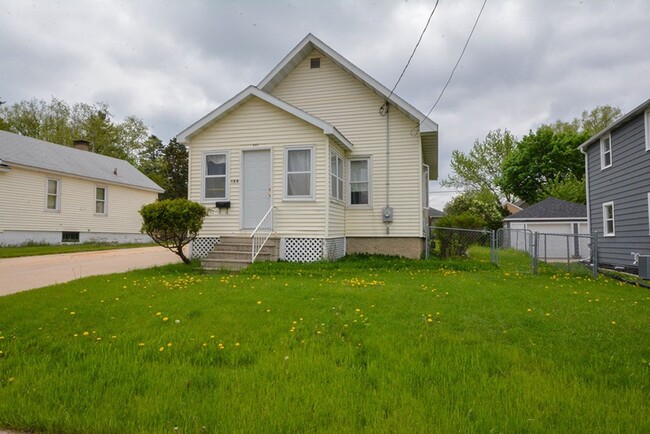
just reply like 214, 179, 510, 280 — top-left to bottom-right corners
0, 242, 156, 259
0, 256, 648, 433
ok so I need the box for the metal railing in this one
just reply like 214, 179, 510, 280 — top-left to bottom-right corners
251, 206, 275, 262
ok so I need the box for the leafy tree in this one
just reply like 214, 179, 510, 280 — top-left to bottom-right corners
499, 126, 589, 204
444, 189, 507, 232
441, 129, 516, 202
138, 135, 167, 191
140, 199, 209, 265
160, 138, 188, 199
580, 105, 622, 136
538, 175, 586, 204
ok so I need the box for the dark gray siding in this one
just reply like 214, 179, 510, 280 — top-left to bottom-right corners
586, 113, 650, 269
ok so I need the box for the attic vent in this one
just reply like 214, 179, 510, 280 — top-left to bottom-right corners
310, 58, 320, 69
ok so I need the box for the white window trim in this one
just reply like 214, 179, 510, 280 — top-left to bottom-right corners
602, 201, 615, 237
95, 186, 108, 216
284, 145, 315, 200
202, 151, 229, 202
45, 178, 61, 212
647, 193, 650, 235
643, 109, 650, 151
348, 157, 372, 208
330, 149, 344, 203
600, 134, 612, 169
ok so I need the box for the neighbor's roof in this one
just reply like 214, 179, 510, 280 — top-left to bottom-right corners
504, 197, 587, 221
177, 86, 353, 150
0, 130, 163, 192
428, 207, 444, 218
579, 97, 650, 150
258, 33, 438, 135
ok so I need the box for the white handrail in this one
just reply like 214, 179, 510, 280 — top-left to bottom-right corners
251, 206, 275, 262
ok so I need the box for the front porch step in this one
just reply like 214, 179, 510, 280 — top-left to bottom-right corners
201, 236, 278, 271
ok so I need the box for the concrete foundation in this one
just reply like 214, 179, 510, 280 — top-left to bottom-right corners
0, 230, 152, 246
346, 237, 424, 259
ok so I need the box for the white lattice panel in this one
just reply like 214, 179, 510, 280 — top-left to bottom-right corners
190, 237, 220, 259
282, 238, 324, 262
324, 238, 346, 260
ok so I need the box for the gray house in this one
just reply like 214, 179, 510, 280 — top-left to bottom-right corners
579, 98, 650, 272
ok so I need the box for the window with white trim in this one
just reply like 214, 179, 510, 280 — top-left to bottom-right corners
204, 153, 228, 200
603, 201, 615, 236
46, 178, 60, 211
95, 187, 107, 215
285, 147, 313, 199
330, 150, 343, 201
349, 158, 370, 206
600, 134, 612, 169
645, 109, 650, 151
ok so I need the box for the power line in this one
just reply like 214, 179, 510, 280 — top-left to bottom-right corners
386, 0, 441, 101
423, 0, 489, 119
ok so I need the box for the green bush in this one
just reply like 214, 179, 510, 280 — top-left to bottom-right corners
435, 213, 486, 258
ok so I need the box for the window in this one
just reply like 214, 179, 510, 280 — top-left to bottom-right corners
285, 147, 313, 199
349, 158, 370, 206
62, 232, 80, 243
204, 153, 228, 200
330, 150, 344, 201
310, 58, 320, 69
603, 201, 615, 236
600, 134, 612, 169
645, 109, 650, 151
95, 187, 107, 215
46, 178, 60, 211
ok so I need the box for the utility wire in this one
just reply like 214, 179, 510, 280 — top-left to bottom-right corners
423, 0, 488, 120
386, 0, 441, 101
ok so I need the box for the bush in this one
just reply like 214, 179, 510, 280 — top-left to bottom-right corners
435, 213, 486, 259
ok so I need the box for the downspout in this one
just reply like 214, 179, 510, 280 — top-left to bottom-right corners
579, 144, 591, 236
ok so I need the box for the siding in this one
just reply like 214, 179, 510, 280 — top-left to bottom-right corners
0, 165, 156, 234
586, 113, 650, 267
326, 139, 346, 238
270, 50, 424, 238
189, 97, 329, 237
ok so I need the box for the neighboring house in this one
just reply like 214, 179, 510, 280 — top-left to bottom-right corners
502, 197, 589, 259
578, 98, 650, 272
178, 34, 438, 263
0, 130, 163, 246
503, 199, 529, 215
428, 207, 445, 226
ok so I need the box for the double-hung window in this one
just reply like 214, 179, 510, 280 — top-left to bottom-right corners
349, 158, 370, 206
603, 201, 615, 236
285, 147, 313, 199
330, 150, 344, 201
95, 187, 107, 215
204, 153, 228, 200
600, 134, 612, 169
46, 178, 60, 211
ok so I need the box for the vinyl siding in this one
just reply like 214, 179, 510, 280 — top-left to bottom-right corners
188, 97, 329, 237
0, 165, 156, 234
327, 139, 346, 238
586, 113, 650, 267
270, 50, 424, 238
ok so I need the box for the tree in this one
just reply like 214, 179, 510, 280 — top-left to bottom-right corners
140, 199, 209, 265
580, 105, 622, 136
444, 189, 507, 232
160, 138, 188, 200
138, 135, 167, 191
441, 129, 516, 202
538, 175, 586, 204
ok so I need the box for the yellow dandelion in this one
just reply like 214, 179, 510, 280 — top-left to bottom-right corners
611, 321, 616, 325
138, 343, 145, 347
70, 311, 75, 315
159, 347, 164, 352
235, 342, 240, 347
527, 308, 532, 312
73, 333, 78, 337
257, 301, 262, 305
155, 312, 162, 316
427, 318, 433, 323
83, 331, 89, 336
202, 343, 207, 347
545, 313, 551, 316
163, 317, 169, 322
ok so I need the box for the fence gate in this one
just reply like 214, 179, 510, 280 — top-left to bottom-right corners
495, 228, 535, 273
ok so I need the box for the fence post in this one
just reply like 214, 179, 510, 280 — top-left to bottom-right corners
533, 232, 539, 275
592, 231, 599, 279
491, 230, 496, 264
566, 236, 571, 272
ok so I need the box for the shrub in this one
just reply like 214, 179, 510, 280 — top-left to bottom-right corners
435, 213, 486, 258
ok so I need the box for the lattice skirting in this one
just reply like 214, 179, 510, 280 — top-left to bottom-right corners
190, 237, 220, 259
281, 237, 346, 262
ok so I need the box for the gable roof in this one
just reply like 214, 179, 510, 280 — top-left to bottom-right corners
176, 86, 353, 150
428, 207, 444, 218
579, 97, 650, 150
0, 130, 163, 192
258, 33, 438, 135
504, 197, 586, 221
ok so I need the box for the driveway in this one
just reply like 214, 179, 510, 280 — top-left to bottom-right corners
0, 246, 183, 296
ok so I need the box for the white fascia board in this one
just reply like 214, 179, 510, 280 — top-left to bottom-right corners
258, 33, 438, 134
504, 217, 588, 222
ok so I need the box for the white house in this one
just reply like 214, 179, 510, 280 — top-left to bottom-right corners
178, 34, 439, 266
0, 130, 163, 246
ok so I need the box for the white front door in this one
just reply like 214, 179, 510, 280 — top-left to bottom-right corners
242, 149, 271, 229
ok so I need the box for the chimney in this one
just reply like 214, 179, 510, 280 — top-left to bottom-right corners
72, 140, 91, 152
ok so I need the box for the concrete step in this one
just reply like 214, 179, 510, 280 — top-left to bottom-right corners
200, 236, 279, 271
201, 258, 251, 271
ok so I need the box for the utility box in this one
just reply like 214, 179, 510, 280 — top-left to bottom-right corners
639, 255, 650, 280
382, 207, 393, 223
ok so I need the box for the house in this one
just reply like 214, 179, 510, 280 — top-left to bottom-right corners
428, 207, 445, 226
502, 197, 589, 259
178, 34, 438, 264
578, 98, 650, 272
503, 199, 529, 215
0, 130, 163, 246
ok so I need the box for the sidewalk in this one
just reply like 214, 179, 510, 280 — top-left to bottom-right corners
0, 246, 182, 296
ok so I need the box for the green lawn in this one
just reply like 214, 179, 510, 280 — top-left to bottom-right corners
0, 243, 156, 259
0, 256, 648, 433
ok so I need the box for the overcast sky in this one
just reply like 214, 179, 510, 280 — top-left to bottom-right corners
2, 0, 649, 209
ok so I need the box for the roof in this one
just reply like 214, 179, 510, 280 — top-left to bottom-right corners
0, 130, 164, 192
504, 197, 587, 221
579, 97, 650, 150
258, 34, 438, 135
177, 86, 353, 150
428, 207, 444, 218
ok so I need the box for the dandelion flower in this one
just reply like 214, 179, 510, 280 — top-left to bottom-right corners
163, 317, 169, 322
257, 301, 262, 305
611, 321, 616, 325
155, 312, 162, 316
235, 342, 240, 347
159, 347, 165, 352
70, 312, 75, 315
167, 342, 172, 347
138, 343, 145, 347
83, 331, 89, 336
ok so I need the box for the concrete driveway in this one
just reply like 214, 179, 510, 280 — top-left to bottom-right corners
0, 246, 183, 296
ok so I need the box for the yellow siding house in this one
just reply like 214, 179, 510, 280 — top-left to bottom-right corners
178, 34, 439, 264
